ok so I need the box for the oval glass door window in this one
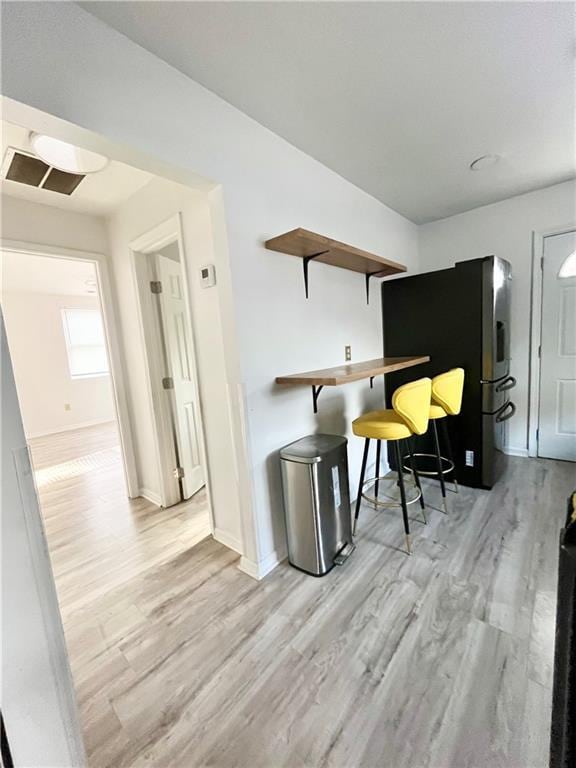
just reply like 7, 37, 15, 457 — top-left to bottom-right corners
559, 250, 576, 278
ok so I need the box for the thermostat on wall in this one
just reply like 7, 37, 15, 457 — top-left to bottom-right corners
200, 264, 216, 288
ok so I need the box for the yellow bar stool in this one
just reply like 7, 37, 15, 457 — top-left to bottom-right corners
352, 377, 432, 554
404, 368, 465, 514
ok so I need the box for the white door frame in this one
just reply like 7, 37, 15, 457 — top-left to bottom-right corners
3, 98, 258, 573
2, 314, 86, 766
528, 223, 576, 457
129, 215, 215, 529
0, 238, 139, 496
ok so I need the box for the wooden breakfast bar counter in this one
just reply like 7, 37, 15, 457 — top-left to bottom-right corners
276, 355, 430, 412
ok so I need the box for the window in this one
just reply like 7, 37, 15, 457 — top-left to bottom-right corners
62, 308, 109, 378
559, 251, 576, 279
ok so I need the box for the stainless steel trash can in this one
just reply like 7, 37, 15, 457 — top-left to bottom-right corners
280, 434, 354, 576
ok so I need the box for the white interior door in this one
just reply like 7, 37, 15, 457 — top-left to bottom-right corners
538, 230, 576, 461
156, 253, 205, 498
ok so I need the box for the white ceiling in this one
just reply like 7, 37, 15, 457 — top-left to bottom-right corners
1, 120, 153, 215
80, 1, 576, 223
1, 250, 99, 296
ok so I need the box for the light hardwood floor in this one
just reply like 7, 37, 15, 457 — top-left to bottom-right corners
28, 422, 212, 763
30, 427, 573, 768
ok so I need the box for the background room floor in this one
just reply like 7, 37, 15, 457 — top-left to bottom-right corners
27, 421, 212, 765
29, 437, 571, 767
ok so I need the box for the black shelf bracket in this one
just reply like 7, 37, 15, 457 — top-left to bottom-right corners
303, 251, 329, 298
365, 271, 384, 305
369, 376, 375, 389
312, 385, 324, 413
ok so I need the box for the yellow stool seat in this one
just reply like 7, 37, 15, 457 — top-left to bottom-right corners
352, 377, 432, 553
352, 409, 412, 441
429, 404, 448, 420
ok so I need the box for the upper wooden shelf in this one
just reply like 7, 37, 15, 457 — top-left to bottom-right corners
265, 228, 407, 302
266, 228, 406, 276
276, 356, 430, 387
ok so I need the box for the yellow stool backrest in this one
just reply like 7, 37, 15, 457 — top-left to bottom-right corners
392, 377, 432, 435
432, 368, 465, 415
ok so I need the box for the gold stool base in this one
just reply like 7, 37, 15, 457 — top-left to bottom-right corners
402, 453, 459, 493
361, 476, 421, 509
402, 452, 453, 476
358, 477, 426, 545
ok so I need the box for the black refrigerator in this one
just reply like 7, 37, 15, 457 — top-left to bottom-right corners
382, 256, 516, 489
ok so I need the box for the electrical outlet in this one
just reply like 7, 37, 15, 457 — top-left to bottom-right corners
345, 345, 352, 361
64, 403, 71, 411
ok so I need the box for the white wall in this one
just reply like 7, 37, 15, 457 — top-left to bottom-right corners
1, 194, 109, 254
419, 181, 576, 454
1, 313, 85, 767
2, 291, 115, 438
107, 176, 243, 546
1, 2, 420, 576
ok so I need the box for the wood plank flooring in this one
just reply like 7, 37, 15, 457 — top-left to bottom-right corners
30, 427, 573, 768
28, 422, 212, 765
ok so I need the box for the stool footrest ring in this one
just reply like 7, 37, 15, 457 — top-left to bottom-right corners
402, 453, 454, 477
361, 476, 422, 509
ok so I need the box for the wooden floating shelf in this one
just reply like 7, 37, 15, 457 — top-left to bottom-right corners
265, 228, 407, 302
265, 228, 406, 277
276, 356, 430, 386
276, 355, 430, 412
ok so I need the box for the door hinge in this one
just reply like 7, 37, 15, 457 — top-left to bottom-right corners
540, 256, 544, 271
150, 280, 163, 294
538, 345, 541, 358
162, 377, 174, 390
173, 467, 185, 479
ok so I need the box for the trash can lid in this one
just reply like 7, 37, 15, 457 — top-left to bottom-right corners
280, 434, 348, 464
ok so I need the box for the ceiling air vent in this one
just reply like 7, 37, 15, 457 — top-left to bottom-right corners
1, 147, 85, 195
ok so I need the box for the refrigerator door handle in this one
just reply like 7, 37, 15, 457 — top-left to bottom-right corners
496, 375, 517, 392
496, 401, 516, 423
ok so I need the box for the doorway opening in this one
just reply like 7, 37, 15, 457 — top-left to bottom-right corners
1, 247, 130, 493
1, 242, 213, 603
1, 107, 248, 765
131, 215, 207, 509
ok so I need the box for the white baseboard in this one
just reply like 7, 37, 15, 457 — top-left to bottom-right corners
239, 548, 286, 581
213, 527, 243, 555
503, 446, 529, 458
139, 487, 162, 506
26, 418, 115, 440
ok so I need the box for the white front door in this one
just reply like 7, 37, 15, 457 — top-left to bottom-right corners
156, 253, 205, 498
538, 230, 576, 461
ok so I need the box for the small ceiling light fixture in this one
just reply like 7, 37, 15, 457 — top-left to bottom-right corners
30, 133, 109, 174
470, 154, 501, 171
